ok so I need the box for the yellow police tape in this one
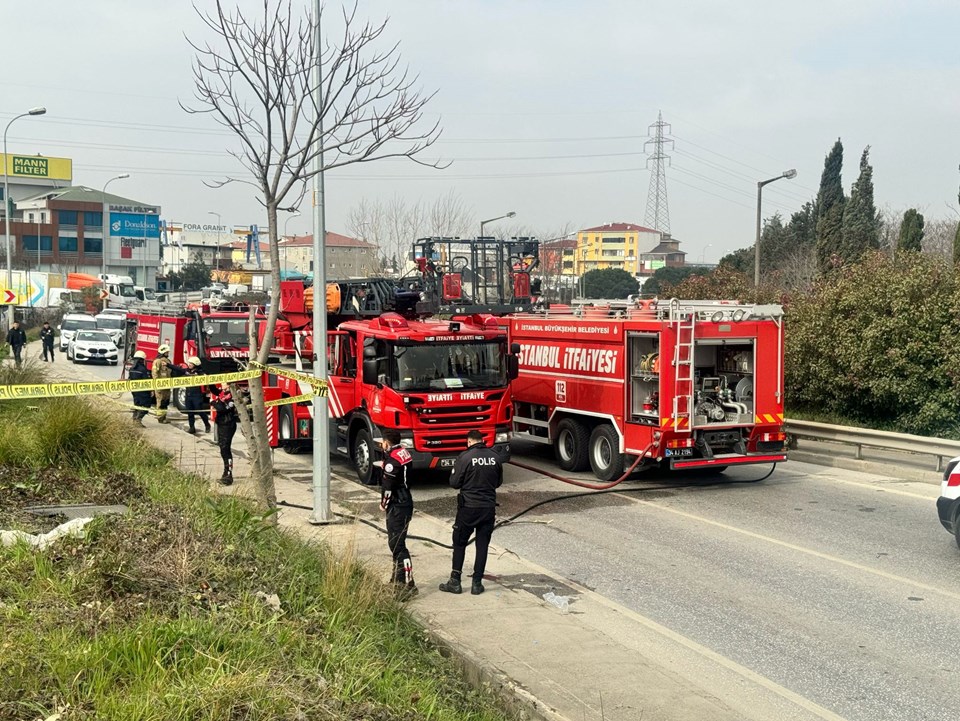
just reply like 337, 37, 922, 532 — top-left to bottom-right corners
250, 361, 329, 397
0, 368, 261, 401
264, 392, 315, 408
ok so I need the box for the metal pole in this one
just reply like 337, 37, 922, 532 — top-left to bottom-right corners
311, 0, 331, 524
102, 174, 130, 309
754, 181, 763, 287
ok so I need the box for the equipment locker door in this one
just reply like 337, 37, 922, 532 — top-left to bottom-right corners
326, 330, 357, 420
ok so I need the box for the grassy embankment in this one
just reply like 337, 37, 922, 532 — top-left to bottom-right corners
0, 363, 511, 721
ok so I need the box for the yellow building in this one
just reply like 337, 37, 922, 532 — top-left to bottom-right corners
575, 222, 662, 275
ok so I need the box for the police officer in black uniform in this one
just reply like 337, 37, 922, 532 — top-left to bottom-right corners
439, 429, 503, 596
378, 428, 417, 598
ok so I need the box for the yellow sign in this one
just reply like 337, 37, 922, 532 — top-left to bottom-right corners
0, 154, 72, 182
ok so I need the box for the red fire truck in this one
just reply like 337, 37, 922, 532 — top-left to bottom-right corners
124, 305, 260, 409
508, 298, 787, 480
263, 237, 538, 483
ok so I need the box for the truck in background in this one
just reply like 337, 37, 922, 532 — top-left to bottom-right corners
507, 299, 787, 480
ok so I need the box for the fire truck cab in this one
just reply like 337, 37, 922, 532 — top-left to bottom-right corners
508, 298, 787, 480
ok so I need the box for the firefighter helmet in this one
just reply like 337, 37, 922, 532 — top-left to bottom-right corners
157, 344, 170, 354
133, 350, 147, 359
188, 356, 202, 367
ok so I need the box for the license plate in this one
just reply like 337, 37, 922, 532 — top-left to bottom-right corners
665, 448, 693, 457
439, 458, 457, 468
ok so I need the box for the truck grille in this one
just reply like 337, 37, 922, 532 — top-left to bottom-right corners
417, 429, 495, 453
415, 404, 493, 427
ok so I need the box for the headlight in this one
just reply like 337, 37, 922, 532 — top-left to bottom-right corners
400, 438, 414, 449
495, 432, 511, 444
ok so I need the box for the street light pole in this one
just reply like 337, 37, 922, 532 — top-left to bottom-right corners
283, 210, 301, 278
755, 169, 797, 287
101, 173, 130, 309
208, 211, 221, 276
479, 211, 516, 238
3, 106, 46, 326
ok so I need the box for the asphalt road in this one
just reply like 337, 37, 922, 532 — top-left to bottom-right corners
36, 349, 960, 721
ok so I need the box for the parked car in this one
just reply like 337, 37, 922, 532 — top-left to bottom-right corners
59, 313, 98, 352
94, 312, 126, 347
937, 457, 960, 547
67, 330, 119, 365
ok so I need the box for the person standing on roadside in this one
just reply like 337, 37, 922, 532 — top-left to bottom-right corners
152, 344, 174, 423
6, 321, 26, 367
39, 321, 55, 362
174, 356, 211, 435
377, 429, 417, 598
127, 350, 153, 426
439, 429, 503, 596
211, 386, 238, 485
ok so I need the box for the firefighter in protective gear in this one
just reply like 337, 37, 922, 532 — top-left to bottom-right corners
377, 428, 417, 599
128, 350, 152, 426
439, 429, 503, 596
152, 344, 173, 423
180, 356, 210, 434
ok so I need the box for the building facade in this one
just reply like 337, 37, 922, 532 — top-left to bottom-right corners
279, 232, 377, 278
8, 185, 161, 288
575, 222, 662, 276
541, 237, 577, 277
637, 235, 687, 275
161, 221, 258, 273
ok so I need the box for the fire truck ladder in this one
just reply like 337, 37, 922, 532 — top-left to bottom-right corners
670, 300, 696, 433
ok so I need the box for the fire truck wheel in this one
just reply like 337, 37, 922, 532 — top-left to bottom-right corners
352, 428, 376, 485
554, 418, 589, 472
279, 407, 303, 454
173, 387, 186, 411
589, 424, 624, 482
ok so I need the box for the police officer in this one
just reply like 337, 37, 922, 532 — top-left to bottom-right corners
6, 320, 26, 367
439, 429, 503, 596
211, 386, 239, 485
128, 350, 152, 426
152, 344, 173, 423
39, 321, 55, 362
179, 357, 211, 435
378, 429, 417, 598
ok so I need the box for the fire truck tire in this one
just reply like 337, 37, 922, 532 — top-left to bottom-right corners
554, 418, 590, 472
279, 407, 303, 454
589, 424, 624, 482
352, 427, 376, 485
173, 387, 186, 412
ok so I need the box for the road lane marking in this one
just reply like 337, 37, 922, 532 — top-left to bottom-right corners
620, 496, 960, 602
512, 555, 852, 721
807, 475, 935, 501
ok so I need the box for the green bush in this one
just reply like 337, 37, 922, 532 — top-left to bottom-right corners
786, 251, 960, 436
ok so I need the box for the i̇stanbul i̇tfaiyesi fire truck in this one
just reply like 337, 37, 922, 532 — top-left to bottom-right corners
507, 298, 787, 480
261, 236, 539, 483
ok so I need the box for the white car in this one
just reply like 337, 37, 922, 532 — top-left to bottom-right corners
937, 456, 960, 547
94, 312, 126, 347
59, 313, 98, 352
67, 330, 119, 366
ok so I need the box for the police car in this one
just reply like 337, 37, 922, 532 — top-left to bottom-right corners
937, 456, 960, 547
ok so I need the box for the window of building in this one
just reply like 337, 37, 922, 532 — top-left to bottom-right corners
22, 235, 53, 252
602, 236, 626, 244
83, 237, 103, 253
27, 213, 34, 223
57, 210, 78, 226
40, 212, 46, 223
83, 211, 103, 227
59, 236, 78, 252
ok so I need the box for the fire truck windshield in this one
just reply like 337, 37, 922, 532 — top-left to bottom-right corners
392, 342, 505, 391
204, 318, 250, 348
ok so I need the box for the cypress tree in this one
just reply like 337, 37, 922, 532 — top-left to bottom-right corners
954, 184, 960, 265
898, 209, 925, 253
815, 139, 846, 272
841, 146, 880, 260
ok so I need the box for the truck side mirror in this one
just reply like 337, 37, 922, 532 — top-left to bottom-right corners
510, 342, 521, 354
362, 358, 378, 386
507, 354, 519, 381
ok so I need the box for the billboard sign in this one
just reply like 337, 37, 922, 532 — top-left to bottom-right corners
109, 212, 161, 239
0, 154, 72, 182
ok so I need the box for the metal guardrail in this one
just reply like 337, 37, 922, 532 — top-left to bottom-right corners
785, 419, 960, 473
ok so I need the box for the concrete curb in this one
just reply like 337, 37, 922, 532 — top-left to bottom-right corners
789, 450, 942, 485
427, 626, 571, 721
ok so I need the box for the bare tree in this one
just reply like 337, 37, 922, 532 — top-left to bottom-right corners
184, 0, 441, 511
921, 218, 959, 259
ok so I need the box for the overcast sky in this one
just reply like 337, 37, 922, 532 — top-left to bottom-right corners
3, 0, 959, 262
